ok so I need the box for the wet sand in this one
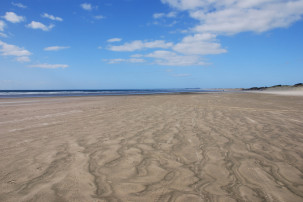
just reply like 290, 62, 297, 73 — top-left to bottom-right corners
0, 93, 303, 202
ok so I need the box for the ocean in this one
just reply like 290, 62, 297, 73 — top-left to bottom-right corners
0, 89, 218, 98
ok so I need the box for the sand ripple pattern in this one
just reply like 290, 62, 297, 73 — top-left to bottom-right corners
0, 93, 303, 201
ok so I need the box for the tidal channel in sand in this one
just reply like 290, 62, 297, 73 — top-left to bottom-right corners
0, 93, 303, 201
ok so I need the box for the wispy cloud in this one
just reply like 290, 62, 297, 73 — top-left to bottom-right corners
3, 12, 25, 23
27, 21, 54, 31
94, 15, 105, 20
28, 63, 68, 69
44, 46, 70, 51
145, 50, 206, 66
153, 11, 177, 19
42, 13, 63, 21
16, 56, 30, 62
130, 54, 143, 58
173, 73, 191, 77
0, 40, 31, 62
105, 58, 146, 64
106, 33, 225, 66
0, 33, 8, 38
107, 38, 122, 43
81, 3, 93, 11
11, 2, 27, 9
153, 13, 165, 19
0, 20, 5, 31
108, 40, 173, 51
173, 33, 226, 55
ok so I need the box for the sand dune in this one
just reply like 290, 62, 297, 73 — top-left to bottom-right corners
247, 86, 303, 96
0, 93, 303, 201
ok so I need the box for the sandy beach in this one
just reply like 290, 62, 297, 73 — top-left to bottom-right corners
248, 86, 303, 96
0, 93, 303, 202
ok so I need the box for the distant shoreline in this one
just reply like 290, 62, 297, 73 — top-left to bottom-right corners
0, 89, 222, 99
1, 83, 302, 98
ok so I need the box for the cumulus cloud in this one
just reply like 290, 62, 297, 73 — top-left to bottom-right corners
107, 38, 122, 43
81, 3, 93, 11
105, 58, 146, 64
28, 64, 68, 69
0, 40, 31, 62
27, 21, 54, 31
162, 0, 303, 35
3, 12, 25, 23
44, 46, 70, 51
42, 13, 63, 21
12, 2, 27, 8
108, 40, 173, 51
0, 20, 5, 31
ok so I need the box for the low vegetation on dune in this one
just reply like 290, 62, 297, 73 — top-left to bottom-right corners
243, 83, 303, 91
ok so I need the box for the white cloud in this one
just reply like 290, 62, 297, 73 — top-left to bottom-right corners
161, 0, 207, 10
109, 40, 173, 51
105, 58, 146, 64
106, 34, 225, 66
167, 11, 177, 18
0, 41, 30, 56
173, 33, 227, 55
0, 20, 5, 31
173, 73, 191, 77
131, 54, 143, 57
104, 0, 303, 66
81, 3, 93, 11
146, 50, 206, 66
107, 38, 122, 43
106, 34, 226, 66
27, 21, 54, 31
3, 12, 25, 23
153, 13, 165, 19
0, 33, 8, 38
0, 40, 31, 62
44, 46, 69, 51
128, 58, 146, 63
42, 13, 63, 21
16, 56, 30, 62
95, 15, 105, 20
28, 64, 68, 69
153, 11, 177, 19
12, 2, 27, 8
162, 0, 303, 35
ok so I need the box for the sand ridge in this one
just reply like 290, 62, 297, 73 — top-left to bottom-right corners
0, 93, 303, 201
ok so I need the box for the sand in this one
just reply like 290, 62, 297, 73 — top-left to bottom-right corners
248, 86, 303, 96
0, 93, 303, 202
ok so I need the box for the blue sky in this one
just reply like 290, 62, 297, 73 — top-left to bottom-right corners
0, 0, 303, 89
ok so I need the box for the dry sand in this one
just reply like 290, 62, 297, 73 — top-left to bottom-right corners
0, 93, 303, 202
248, 86, 303, 96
